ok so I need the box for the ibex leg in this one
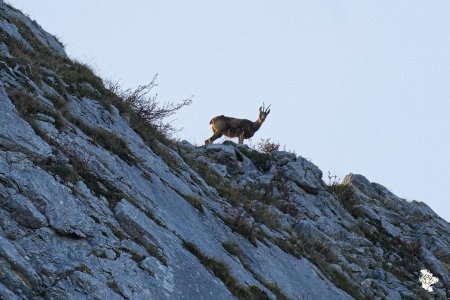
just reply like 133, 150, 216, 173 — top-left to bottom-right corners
238, 133, 244, 144
205, 132, 223, 145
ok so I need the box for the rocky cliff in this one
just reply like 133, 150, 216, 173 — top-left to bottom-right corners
1, 2, 449, 299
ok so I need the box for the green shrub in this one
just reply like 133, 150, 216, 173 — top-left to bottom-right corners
88, 127, 138, 165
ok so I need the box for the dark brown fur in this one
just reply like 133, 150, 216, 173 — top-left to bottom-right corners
205, 104, 271, 145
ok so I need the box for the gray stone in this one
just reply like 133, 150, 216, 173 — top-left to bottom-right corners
105, 249, 117, 260
0, 18, 33, 51
34, 112, 56, 123
406, 200, 437, 222
115, 200, 160, 251
1, 5, 66, 57
380, 218, 401, 238
0, 188, 48, 228
0, 282, 21, 300
79, 82, 100, 96
120, 239, 148, 259
353, 204, 380, 220
0, 236, 42, 289
0, 85, 53, 157
0, 151, 94, 237
271, 150, 296, 161
140, 255, 165, 276
0, 3, 449, 298
0, 209, 25, 240
282, 158, 324, 194
0, 42, 12, 58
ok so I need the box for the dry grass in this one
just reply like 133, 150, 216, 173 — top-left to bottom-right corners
254, 138, 280, 154
183, 240, 269, 300
64, 114, 139, 165
105, 77, 192, 143
183, 194, 204, 214
222, 241, 289, 300
7, 88, 66, 131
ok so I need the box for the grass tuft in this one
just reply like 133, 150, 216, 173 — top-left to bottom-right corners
183, 194, 204, 214
182, 240, 269, 300
222, 241, 289, 300
7, 88, 66, 131
65, 114, 139, 165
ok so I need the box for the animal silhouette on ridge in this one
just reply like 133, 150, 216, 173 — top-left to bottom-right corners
205, 103, 271, 145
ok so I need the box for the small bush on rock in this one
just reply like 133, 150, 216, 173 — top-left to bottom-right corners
105, 75, 192, 142
255, 138, 280, 154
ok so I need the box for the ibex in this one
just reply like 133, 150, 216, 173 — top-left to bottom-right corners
205, 103, 271, 145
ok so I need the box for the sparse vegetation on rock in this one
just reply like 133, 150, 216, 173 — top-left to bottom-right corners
0, 2, 449, 300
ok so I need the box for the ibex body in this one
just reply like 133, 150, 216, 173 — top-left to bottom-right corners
205, 104, 271, 145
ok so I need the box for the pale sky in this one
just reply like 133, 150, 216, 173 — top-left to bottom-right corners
8, 1, 450, 221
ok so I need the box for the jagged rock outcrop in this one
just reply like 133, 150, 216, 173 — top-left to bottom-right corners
1, 2, 449, 299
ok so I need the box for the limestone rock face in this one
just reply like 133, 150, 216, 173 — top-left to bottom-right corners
1, 2, 449, 299
0, 86, 53, 157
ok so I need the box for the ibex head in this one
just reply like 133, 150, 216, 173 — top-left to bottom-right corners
258, 103, 271, 123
